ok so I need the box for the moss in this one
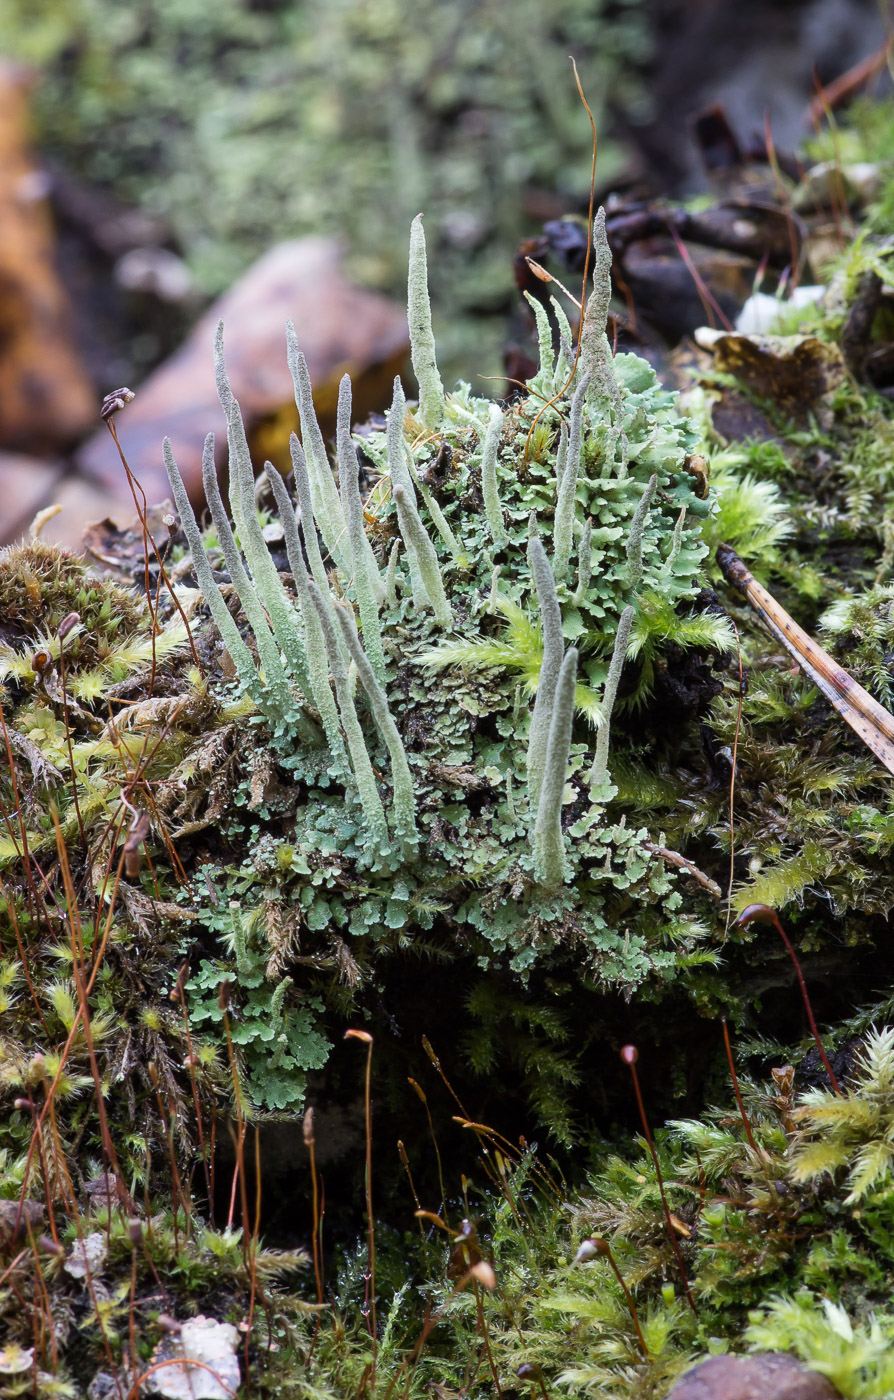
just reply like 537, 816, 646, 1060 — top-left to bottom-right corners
244, 1020, 894, 1397
0, 539, 147, 651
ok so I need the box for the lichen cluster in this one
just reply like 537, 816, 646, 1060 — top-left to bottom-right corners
158, 212, 729, 1114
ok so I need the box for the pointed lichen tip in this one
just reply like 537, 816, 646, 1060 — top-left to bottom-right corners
409, 215, 428, 270
286, 326, 304, 368
212, 324, 235, 408
593, 208, 611, 266
201, 433, 215, 476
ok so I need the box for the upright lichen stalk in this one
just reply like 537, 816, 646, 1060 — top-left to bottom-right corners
408, 213, 445, 430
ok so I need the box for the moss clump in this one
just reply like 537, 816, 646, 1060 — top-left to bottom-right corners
246, 1023, 894, 1398
0, 538, 147, 651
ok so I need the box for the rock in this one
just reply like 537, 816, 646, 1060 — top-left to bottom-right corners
0, 1198, 43, 1246
667, 1353, 841, 1400
0, 451, 64, 545
77, 238, 409, 508
621, 238, 755, 342
0, 62, 96, 452
35, 478, 131, 553
0, 451, 133, 552
83, 1170, 121, 1208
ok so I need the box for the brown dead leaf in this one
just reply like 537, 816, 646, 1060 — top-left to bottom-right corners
712, 333, 846, 419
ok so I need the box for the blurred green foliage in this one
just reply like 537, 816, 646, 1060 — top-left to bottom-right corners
2, 0, 650, 380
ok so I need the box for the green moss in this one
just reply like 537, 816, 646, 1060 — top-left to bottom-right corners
257, 1021, 894, 1397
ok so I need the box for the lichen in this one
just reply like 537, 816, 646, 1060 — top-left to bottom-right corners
156, 212, 731, 1126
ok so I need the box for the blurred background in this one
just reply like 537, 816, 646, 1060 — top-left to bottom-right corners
0, 0, 890, 546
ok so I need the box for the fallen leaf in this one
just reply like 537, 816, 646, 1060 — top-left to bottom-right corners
0, 1344, 34, 1374
711, 333, 846, 419
65, 1231, 107, 1280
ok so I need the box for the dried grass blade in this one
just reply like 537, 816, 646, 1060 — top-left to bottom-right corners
717, 542, 894, 776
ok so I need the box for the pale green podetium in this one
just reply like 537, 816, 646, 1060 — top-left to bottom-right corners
392, 486, 452, 627
334, 604, 419, 851
198, 436, 308, 718
589, 605, 635, 792
336, 375, 386, 684
626, 474, 658, 591
213, 323, 311, 695
480, 403, 506, 550
578, 207, 623, 416
164, 433, 318, 743
573, 517, 593, 605
553, 372, 590, 580
285, 320, 351, 578
307, 581, 388, 849
386, 375, 426, 607
263, 463, 348, 771
533, 647, 578, 889
163, 436, 268, 713
408, 213, 445, 430
526, 536, 564, 810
